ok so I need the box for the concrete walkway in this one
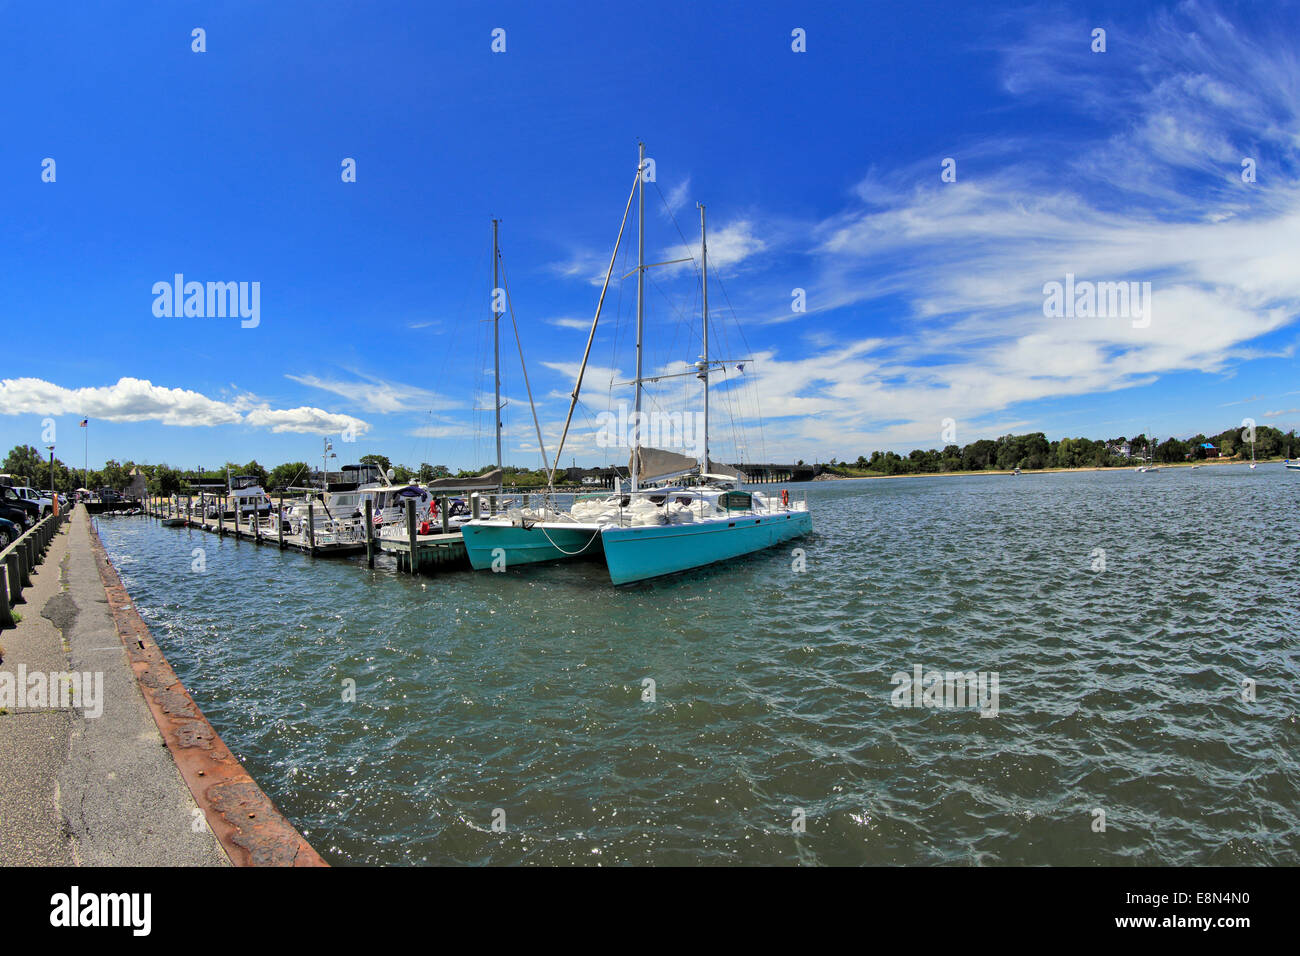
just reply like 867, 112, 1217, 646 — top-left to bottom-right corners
0, 509, 228, 866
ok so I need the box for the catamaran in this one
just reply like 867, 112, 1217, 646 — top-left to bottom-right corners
462, 143, 812, 584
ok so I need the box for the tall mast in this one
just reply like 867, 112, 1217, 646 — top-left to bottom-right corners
493, 218, 503, 474
632, 141, 646, 493
698, 202, 709, 476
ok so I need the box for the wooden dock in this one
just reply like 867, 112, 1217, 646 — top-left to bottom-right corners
376, 531, 467, 573
143, 497, 367, 559
142, 495, 469, 574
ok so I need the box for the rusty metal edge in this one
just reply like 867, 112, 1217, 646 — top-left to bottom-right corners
86, 512, 329, 867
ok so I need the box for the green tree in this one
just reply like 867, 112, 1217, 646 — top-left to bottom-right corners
148, 465, 183, 496
240, 460, 269, 487
360, 454, 392, 475
267, 462, 311, 490
101, 459, 130, 491
3, 444, 46, 485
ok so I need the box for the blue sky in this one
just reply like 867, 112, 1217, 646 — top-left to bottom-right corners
3, 0, 1298, 472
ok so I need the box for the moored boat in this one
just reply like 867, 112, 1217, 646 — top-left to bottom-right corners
464, 143, 812, 583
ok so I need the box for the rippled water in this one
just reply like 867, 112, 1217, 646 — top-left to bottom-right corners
95, 466, 1300, 865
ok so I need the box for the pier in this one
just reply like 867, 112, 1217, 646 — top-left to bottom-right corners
0, 506, 325, 867
378, 531, 468, 573
144, 494, 367, 558
142, 494, 472, 574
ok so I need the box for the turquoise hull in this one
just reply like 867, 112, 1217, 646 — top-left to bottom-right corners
600, 510, 812, 585
461, 521, 604, 571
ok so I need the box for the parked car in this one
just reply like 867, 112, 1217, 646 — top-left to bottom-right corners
0, 486, 39, 527
0, 499, 31, 529
10, 485, 55, 517
0, 515, 18, 549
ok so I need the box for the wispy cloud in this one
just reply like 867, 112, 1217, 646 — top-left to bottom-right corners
709, 1, 1300, 456
287, 372, 460, 414
546, 316, 593, 331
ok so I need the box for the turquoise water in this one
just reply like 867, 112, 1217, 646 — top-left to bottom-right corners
95, 466, 1300, 865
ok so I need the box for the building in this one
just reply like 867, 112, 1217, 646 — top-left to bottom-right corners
126, 467, 148, 500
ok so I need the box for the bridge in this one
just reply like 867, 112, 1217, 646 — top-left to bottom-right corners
572, 464, 815, 489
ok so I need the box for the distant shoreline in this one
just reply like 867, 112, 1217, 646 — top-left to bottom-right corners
809, 457, 1284, 482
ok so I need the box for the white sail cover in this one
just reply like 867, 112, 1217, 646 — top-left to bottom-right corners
424, 468, 503, 490
629, 447, 738, 484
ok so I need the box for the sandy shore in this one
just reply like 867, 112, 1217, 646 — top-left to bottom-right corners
815, 457, 1281, 481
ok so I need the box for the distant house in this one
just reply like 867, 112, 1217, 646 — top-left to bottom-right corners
126, 467, 147, 500
1199, 443, 1218, 458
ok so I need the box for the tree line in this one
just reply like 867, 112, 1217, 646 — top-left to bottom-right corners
0, 446, 556, 496
825, 425, 1298, 477
5, 424, 1295, 494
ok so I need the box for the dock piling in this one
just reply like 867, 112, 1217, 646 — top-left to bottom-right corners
406, 500, 417, 574
307, 503, 315, 557
277, 495, 285, 550
365, 499, 374, 569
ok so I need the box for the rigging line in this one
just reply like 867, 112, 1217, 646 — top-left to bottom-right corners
498, 252, 552, 478
710, 264, 767, 462
539, 523, 602, 555
716, 365, 744, 461
650, 177, 705, 373
414, 239, 487, 472
608, 235, 630, 404
653, 178, 701, 278
548, 163, 642, 489
646, 269, 696, 365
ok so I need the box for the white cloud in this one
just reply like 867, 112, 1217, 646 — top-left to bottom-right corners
0, 376, 370, 437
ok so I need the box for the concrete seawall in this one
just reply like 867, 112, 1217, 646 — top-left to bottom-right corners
1, 507, 325, 867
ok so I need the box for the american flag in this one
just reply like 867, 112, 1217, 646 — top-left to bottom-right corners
80, 418, 88, 426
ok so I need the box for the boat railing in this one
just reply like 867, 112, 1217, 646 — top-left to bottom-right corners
299, 515, 367, 547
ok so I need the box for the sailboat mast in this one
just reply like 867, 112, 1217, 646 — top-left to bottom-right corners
632, 141, 646, 493
493, 218, 503, 475
699, 202, 709, 476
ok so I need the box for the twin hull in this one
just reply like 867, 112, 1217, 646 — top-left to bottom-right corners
462, 523, 605, 571
462, 510, 812, 584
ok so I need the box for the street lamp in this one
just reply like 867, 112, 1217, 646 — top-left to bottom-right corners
47, 445, 55, 513
322, 438, 336, 490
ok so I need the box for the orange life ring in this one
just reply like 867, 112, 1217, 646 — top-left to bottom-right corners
781, 488, 789, 506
